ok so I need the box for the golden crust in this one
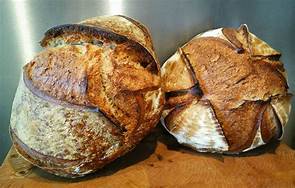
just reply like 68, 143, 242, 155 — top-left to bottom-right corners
161, 50, 195, 92
11, 129, 128, 178
80, 15, 156, 59
11, 15, 163, 177
161, 25, 291, 153
24, 45, 90, 106
10, 79, 126, 177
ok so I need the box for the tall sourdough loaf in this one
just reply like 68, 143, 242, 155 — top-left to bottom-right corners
10, 15, 164, 177
161, 25, 291, 153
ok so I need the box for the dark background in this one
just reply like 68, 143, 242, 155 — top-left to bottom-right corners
0, 0, 294, 163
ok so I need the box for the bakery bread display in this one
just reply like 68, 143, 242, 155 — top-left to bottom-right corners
161, 25, 291, 153
10, 15, 164, 177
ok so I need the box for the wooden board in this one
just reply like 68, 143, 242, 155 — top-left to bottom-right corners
1, 127, 295, 187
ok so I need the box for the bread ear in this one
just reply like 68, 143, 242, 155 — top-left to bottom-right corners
161, 25, 290, 153
80, 15, 156, 58
10, 15, 163, 177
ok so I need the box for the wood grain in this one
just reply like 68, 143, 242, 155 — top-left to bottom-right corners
1, 127, 295, 188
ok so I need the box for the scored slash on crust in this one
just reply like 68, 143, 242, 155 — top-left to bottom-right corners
10, 15, 164, 177
161, 24, 291, 153
164, 99, 229, 152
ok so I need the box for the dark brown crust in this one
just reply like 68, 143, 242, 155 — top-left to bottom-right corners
165, 84, 202, 100
254, 54, 282, 61
273, 109, 283, 139
164, 94, 195, 110
41, 24, 126, 46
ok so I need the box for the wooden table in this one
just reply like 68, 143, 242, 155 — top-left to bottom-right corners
1, 127, 295, 187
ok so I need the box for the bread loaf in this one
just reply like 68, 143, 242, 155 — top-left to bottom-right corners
161, 25, 291, 153
10, 15, 164, 177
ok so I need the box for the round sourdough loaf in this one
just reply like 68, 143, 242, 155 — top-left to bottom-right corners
10, 15, 164, 177
161, 25, 291, 153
